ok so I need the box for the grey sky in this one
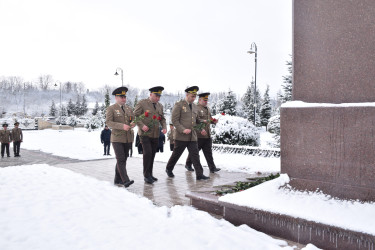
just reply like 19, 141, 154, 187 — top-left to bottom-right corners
0, 0, 292, 97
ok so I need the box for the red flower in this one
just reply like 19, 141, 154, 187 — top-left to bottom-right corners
152, 115, 157, 119
145, 111, 149, 117
157, 116, 162, 121
221, 112, 225, 116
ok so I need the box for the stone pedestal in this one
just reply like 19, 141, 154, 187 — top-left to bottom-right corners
281, 0, 375, 201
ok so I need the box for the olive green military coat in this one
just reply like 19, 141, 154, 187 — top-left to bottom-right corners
106, 103, 135, 143
11, 128, 23, 142
195, 103, 212, 139
0, 130, 12, 143
133, 98, 167, 139
171, 100, 204, 141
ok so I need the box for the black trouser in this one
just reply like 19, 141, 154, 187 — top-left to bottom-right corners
170, 143, 174, 151
1, 143, 10, 157
103, 141, 110, 155
141, 136, 158, 178
166, 140, 204, 177
186, 138, 216, 171
112, 142, 131, 183
13, 141, 21, 156
137, 144, 143, 154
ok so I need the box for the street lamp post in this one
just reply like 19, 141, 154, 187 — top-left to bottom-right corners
247, 42, 258, 126
54, 81, 62, 130
114, 67, 124, 86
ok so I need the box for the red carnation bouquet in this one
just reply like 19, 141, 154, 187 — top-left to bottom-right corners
132, 111, 161, 135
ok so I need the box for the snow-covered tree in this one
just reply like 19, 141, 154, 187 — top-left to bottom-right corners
75, 95, 81, 116
242, 81, 261, 126
133, 95, 138, 108
85, 111, 105, 130
66, 115, 78, 127
80, 95, 88, 115
49, 100, 57, 117
260, 85, 272, 130
211, 114, 260, 146
104, 90, 110, 108
92, 101, 99, 115
268, 114, 280, 148
67, 99, 75, 116
278, 57, 293, 103
218, 90, 237, 116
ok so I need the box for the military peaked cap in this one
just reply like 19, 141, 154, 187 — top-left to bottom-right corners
185, 86, 199, 95
112, 86, 128, 96
149, 86, 164, 96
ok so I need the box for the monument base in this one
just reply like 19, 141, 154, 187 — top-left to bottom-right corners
281, 104, 375, 201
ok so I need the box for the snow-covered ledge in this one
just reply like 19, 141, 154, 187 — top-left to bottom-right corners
219, 174, 375, 236
281, 100, 375, 108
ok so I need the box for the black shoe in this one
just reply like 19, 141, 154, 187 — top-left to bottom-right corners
166, 169, 175, 178
123, 180, 134, 187
185, 165, 194, 171
196, 175, 210, 180
108, 154, 111, 156
114, 179, 122, 185
210, 168, 221, 173
7, 155, 10, 157
151, 176, 158, 181
144, 177, 154, 184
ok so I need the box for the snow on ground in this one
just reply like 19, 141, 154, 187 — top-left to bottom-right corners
22, 128, 280, 174
219, 174, 375, 235
0, 164, 292, 250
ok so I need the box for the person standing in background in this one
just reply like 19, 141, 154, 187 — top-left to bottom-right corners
167, 123, 175, 151
11, 122, 23, 157
157, 127, 165, 153
100, 125, 111, 156
0, 123, 12, 158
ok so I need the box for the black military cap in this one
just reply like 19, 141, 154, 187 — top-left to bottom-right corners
198, 92, 210, 100
112, 86, 128, 96
169, 122, 173, 126
149, 86, 164, 96
185, 86, 199, 95
2, 123, 8, 127
14, 122, 19, 126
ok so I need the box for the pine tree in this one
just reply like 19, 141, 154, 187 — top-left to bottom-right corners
59, 105, 68, 116
260, 85, 272, 130
133, 95, 138, 108
218, 90, 237, 116
49, 100, 57, 117
67, 99, 75, 116
92, 101, 99, 115
81, 95, 88, 115
278, 58, 293, 103
104, 90, 110, 108
75, 95, 81, 116
241, 80, 261, 125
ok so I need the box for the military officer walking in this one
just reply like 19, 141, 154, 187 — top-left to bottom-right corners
134, 86, 167, 184
185, 93, 221, 173
0, 123, 12, 158
165, 86, 210, 180
12, 122, 23, 157
106, 87, 135, 188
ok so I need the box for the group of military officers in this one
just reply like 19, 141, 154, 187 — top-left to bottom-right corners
106, 85, 220, 188
0, 122, 23, 158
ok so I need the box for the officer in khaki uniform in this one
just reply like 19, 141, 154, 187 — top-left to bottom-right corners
167, 123, 175, 151
165, 86, 210, 180
12, 122, 23, 157
134, 86, 167, 184
1, 123, 12, 158
106, 86, 135, 188
185, 93, 221, 173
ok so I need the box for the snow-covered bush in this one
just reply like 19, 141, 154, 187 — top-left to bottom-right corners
267, 115, 280, 148
66, 115, 78, 127
211, 114, 260, 146
85, 112, 105, 130
56, 116, 68, 125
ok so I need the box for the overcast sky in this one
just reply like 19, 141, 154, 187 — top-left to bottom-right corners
0, 0, 292, 97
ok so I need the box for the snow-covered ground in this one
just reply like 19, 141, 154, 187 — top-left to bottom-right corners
22, 128, 280, 174
219, 174, 375, 235
0, 164, 296, 250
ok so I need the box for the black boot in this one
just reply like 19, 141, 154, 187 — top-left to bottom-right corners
144, 176, 154, 184
185, 165, 194, 171
123, 180, 134, 188
196, 175, 210, 180
210, 168, 221, 173
166, 169, 175, 177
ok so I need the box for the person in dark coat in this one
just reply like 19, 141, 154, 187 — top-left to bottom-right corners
100, 125, 112, 155
135, 134, 143, 154
157, 127, 165, 153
